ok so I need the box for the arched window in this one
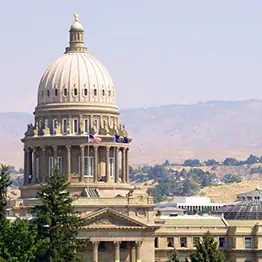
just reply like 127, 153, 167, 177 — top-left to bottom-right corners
94, 89, 97, 96
47, 90, 50, 96
55, 89, 58, 96
102, 90, 105, 96
84, 88, 88, 96
74, 88, 78, 96
64, 88, 68, 96
108, 90, 111, 96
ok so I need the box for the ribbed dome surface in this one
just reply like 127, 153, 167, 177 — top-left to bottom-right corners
37, 16, 116, 107
38, 53, 115, 106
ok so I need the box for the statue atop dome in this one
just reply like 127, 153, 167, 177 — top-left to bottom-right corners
73, 13, 79, 22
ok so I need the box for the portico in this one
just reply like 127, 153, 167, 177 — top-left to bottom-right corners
78, 208, 157, 262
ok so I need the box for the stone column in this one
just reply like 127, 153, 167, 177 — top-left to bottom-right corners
32, 147, 36, 183
106, 146, 110, 182
92, 241, 99, 262
27, 148, 32, 184
115, 147, 119, 183
121, 148, 126, 183
23, 148, 28, 185
126, 148, 130, 183
66, 145, 71, 182
40, 146, 45, 183
80, 145, 85, 182
93, 146, 98, 183
114, 241, 121, 262
135, 241, 142, 262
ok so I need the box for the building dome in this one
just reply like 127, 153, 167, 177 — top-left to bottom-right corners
37, 14, 116, 108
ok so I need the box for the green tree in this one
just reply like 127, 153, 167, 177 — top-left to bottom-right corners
204, 159, 219, 166
190, 231, 225, 262
0, 219, 48, 262
0, 165, 11, 222
167, 249, 182, 262
183, 159, 201, 167
31, 167, 87, 262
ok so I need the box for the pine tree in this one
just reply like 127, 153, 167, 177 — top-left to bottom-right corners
190, 231, 225, 262
0, 165, 11, 222
31, 166, 88, 262
167, 249, 182, 262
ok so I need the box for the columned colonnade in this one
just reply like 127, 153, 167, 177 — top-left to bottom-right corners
91, 240, 142, 262
23, 145, 129, 185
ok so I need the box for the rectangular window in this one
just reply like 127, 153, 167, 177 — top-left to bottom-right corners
84, 119, 89, 134
49, 157, 62, 176
219, 237, 225, 248
73, 118, 78, 134
62, 119, 67, 134
193, 237, 200, 247
79, 157, 93, 177
245, 237, 252, 248
109, 157, 115, 177
180, 237, 187, 248
167, 237, 174, 248
154, 237, 159, 248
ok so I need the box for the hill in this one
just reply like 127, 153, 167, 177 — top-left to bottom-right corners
2, 100, 262, 166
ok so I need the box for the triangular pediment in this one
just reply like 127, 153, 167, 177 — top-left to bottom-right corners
82, 208, 148, 229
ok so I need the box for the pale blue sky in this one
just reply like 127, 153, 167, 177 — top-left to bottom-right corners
1, 0, 262, 112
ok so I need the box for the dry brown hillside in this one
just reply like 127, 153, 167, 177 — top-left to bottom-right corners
2, 100, 262, 166
198, 180, 262, 203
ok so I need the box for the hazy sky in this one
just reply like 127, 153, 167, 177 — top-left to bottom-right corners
1, 0, 262, 112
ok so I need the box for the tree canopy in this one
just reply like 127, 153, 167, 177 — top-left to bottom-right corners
31, 167, 87, 262
190, 232, 225, 262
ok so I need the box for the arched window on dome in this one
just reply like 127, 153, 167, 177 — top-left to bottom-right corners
74, 88, 78, 96
108, 90, 111, 97
64, 88, 68, 96
47, 90, 50, 97
84, 88, 88, 96
94, 89, 97, 96
102, 90, 105, 96
41, 91, 44, 97
55, 89, 58, 96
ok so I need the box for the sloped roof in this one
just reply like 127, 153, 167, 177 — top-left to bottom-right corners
215, 200, 262, 220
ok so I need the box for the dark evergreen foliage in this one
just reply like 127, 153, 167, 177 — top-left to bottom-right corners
31, 167, 88, 262
190, 231, 225, 262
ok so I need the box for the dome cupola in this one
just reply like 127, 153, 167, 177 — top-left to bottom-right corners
37, 14, 117, 111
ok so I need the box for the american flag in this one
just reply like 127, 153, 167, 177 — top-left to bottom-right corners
89, 134, 102, 143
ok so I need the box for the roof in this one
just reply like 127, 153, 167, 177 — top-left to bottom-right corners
238, 188, 262, 198
215, 200, 262, 220
163, 214, 227, 227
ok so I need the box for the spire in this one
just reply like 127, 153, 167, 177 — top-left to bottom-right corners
65, 13, 87, 54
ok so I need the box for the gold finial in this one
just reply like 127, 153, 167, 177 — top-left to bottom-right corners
73, 13, 79, 22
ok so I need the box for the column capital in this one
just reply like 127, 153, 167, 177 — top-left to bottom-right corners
52, 145, 57, 150
24, 147, 29, 152
80, 145, 85, 150
32, 147, 37, 153
66, 145, 71, 150
114, 241, 121, 247
106, 146, 110, 152
92, 241, 100, 247
94, 145, 99, 150
40, 146, 45, 151
135, 240, 142, 247
115, 147, 120, 152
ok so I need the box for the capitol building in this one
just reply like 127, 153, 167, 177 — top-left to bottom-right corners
10, 15, 262, 262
